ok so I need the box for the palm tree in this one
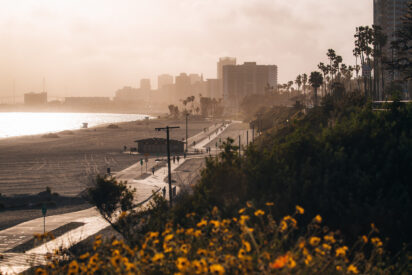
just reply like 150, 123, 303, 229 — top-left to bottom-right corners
302, 73, 308, 95
318, 63, 329, 96
287, 81, 294, 92
295, 75, 302, 94
327, 49, 337, 81
309, 71, 323, 106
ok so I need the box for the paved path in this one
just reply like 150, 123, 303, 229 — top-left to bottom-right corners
0, 121, 230, 274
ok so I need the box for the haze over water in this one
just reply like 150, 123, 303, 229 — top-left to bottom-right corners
0, 112, 148, 138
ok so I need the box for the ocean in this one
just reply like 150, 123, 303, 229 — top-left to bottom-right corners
0, 112, 149, 138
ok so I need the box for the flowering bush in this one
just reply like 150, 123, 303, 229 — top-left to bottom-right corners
34, 203, 406, 274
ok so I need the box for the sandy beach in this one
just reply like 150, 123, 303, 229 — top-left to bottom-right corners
0, 118, 215, 229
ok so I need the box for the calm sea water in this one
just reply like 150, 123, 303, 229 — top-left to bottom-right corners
0, 112, 149, 138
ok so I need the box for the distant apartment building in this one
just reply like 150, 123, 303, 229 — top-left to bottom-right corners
223, 62, 278, 113
115, 86, 140, 102
158, 74, 174, 89
217, 57, 236, 79
206, 79, 220, 98
189, 74, 202, 84
24, 92, 47, 105
140, 78, 151, 91
374, 0, 411, 97
175, 73, 191, 99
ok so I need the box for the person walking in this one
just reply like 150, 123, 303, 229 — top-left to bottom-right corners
177, 156, 180, 163
173, 156, 176, 163
162, 186, 166, 198
152, 167, 155, 175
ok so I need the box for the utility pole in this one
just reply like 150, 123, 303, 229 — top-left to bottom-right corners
252, 125, 254, 143
185, 113, 189, 152
155, 126, 180, 207
246, 130, 248, 147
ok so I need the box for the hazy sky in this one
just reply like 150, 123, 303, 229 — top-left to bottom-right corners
0, 0, 372, 100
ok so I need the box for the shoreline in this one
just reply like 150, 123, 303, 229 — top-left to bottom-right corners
0, 117, 216, 229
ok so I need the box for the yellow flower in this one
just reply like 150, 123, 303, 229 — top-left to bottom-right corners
69, 260, 79, 273
112, 249, 120, 257
197, 219, 208, 227
265, 202, 274, 206
371, 237, 383, 247
93, 239, 102, 250
164, 234, 174, 242
163, 243, 173, 253
296, 205, 305, 214
315, 247, 325, 255
35, 267, 47, 275
239, 215, 250, 225
288, 257, 296, 269
79, 252, 90, 260
210, 264, 225, 275
197, 248, 208, 256
335, 246, 348, 257
324, 235, 336, 243
270, 254, 288, 269
336, 265, 342, 271
110, 255, 122, 267
212, 206, 219, 216
309, 236, 321, 246
242, 240, 252, 252
279, 221, 288, 232
314, 215, 322, 223
238, 248, 246, 259
347, 264, 359, 274
362, 235, 368, 243
152, 253, 164, 262
210, 220, 221, 228
298, 241, 305, 249
254, 209, 265, 216
192, 260, 203, 274
180, 244, 190, 254
185, 228, 194, 235
194, 230, 202, 237
322, 243, 331, 251
304, 254, 312, 265
238, 208, 246, 214
246, 201, 253, 208
176, 257, 190, 271
148, 232, 159, 239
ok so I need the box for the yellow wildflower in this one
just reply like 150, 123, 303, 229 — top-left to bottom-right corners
238, 248, 246, 259
314, 215, 322, 223
315, 247, 325, 255
347, 264, 359, 274
362, 235, 368, 243
210, 264, 225, 275
68, 260, 79, 273
309, 236, 321, 246
322, 243, 331, 251
324, 235, 336, 243
296, 205, 305, 214
79, 252, 90, 260
197, 219, 208, 227
254, 209, 265, 216
238, 208, 246, 214
212, 206, 219, 216
152, 253, 164, 262
192, 260, 203, 274
242, 240, 252, 252
176, 257, 190, 271
35, 268, 47, 275
180, 244, 190, 254
335, 246, 348, 257
110, 255, 121, 267
246, 201, 253, 207
279, 221, 288, 232
336, 265, 342, 271
194, 230, 202, 237
239, 215, 250, 225
304, 254, 312, 265
265, 202, 274, 206
112, 249, 120, 257
164, 234, 174, 242
185, 228, 194, 235
270, 254, 288, 269
197, 248, 208, 256
288, 257, 296, 268
210, 220, 221, 228
371, 237, 383, 247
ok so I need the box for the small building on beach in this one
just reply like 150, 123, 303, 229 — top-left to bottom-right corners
135, 138, 184, 154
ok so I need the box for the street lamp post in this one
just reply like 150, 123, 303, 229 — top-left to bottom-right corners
155, 126, 180, 207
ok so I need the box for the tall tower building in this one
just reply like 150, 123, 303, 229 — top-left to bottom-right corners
374, 0, 410, 98
140, 78, 151, 91
158, 74, 173, 89
217, 57, 236, 79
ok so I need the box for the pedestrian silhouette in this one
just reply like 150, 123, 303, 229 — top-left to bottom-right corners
162, 186, 166, 198
152, 167, 155, 175
177, 156, 180, 163
173, 156, 176, 163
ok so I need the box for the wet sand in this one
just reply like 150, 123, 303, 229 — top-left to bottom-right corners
0, 118, 214, 229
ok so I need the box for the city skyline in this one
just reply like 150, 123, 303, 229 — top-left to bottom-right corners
0, 0, 372, 99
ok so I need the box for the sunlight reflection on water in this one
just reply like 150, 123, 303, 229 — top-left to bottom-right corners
0, 112, 149, 138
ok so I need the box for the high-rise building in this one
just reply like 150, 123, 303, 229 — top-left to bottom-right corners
374, 0, 410, 98
24, 92, 47, 105
175, 73, 191, 99
140, 78, 151, 91
223, 62, 278, 113
189, 74, 202, 84
217, 57, 236, 79
158, 74, 173, 89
